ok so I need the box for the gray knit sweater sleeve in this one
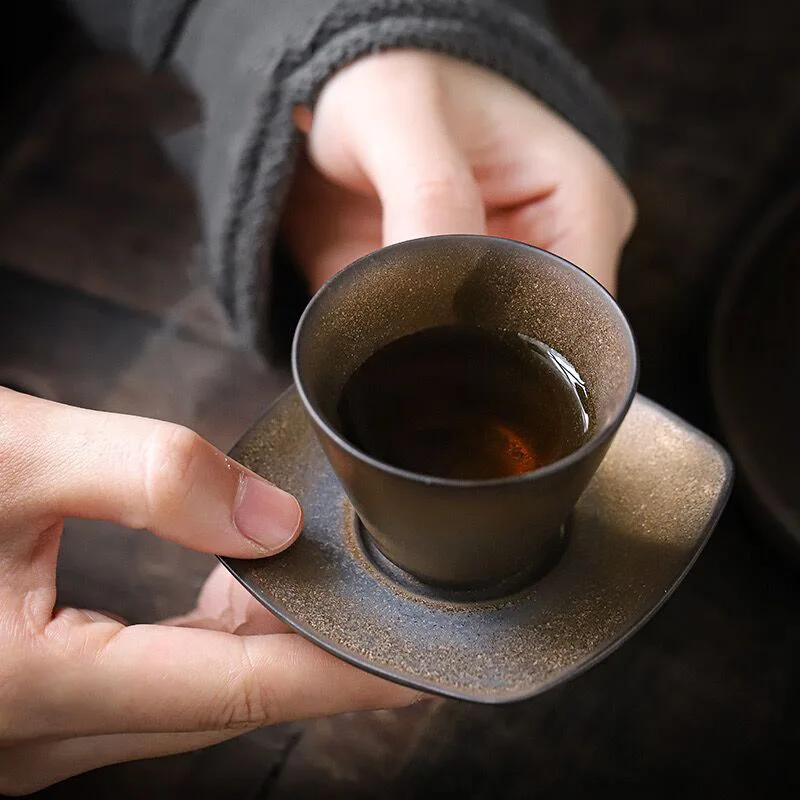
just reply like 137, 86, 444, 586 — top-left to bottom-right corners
67, 0, 626, 352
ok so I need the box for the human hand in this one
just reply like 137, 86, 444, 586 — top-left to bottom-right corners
0, 389, 418, 794
282, 51, 635, 296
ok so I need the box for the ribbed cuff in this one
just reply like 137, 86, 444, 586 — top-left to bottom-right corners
180, 0, 628, 349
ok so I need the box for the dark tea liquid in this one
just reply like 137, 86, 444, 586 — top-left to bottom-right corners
337, 325, 591, 480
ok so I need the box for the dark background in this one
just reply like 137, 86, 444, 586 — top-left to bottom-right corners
1, 1, 799, 797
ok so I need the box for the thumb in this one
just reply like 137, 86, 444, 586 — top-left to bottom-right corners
351, 100, 486, 244
0, 389, 302, 557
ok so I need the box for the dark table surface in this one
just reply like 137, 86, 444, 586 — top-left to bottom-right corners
1, 1, 799, 797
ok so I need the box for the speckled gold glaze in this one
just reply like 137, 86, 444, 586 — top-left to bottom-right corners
222, 390, 732, 704
291, 236, 638, 587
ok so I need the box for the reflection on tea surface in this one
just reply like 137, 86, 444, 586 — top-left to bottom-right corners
338, 325, 590, 480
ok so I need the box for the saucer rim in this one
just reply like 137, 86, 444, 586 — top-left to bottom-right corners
220, 390, 733, 704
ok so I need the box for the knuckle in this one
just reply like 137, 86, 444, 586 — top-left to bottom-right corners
213, 644, 278, 731
42, 608, 117, 661
142, 424, 205, 522
411, 170, 477, 206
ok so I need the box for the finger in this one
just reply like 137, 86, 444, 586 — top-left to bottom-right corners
162, 564, 290, 635
490, 186, 633, 296
0, 730, 241, 796
28, 619, 419, 740
281, 154, 382, 291
0, 389, 302, 557
545, 175, 635, 297
546, 215, 624, 297
540, 165, 635, 296
347, 84, 485, 244
0, 695, 437, 794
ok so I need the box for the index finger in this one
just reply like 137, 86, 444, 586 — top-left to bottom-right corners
349, 82, 486, 244
15, 620, 418, 741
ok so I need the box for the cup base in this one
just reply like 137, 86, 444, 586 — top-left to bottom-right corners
354, 516, 569, 603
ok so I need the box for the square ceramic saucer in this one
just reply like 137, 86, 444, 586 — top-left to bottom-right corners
221, 389, 732, 704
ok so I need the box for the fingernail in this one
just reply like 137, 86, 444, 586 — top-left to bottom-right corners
233, 473, 303, 554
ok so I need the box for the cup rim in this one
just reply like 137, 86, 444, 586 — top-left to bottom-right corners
292, 235, 640, 488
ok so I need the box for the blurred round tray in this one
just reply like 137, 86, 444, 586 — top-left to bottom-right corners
710, 185, 800, 557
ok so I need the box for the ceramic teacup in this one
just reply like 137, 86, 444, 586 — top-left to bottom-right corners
292, 236, 638, 590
